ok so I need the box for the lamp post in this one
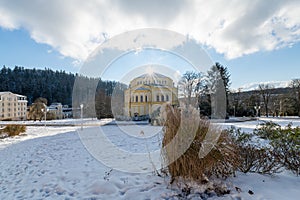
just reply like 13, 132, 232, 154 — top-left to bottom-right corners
41, 103, 48, 127
254, 105, 260, 118
233, 105, 236, 118
80, 104, 83, 130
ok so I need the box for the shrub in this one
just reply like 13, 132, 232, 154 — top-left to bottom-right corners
269, 124, 300, 175
162, 104, 239, 183
238, 145, 282, 174
254, 121, 282, 140
46, 112, 56, 120
1, 124, 27, 137
228, 126, 282, 175
229, 123, 300, 176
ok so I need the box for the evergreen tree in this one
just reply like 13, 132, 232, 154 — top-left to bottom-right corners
206, 63, 231, 118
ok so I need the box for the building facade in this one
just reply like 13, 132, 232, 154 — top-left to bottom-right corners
48, 102, 63, 119
0, 92, 28, 120
124, 73, 178, 117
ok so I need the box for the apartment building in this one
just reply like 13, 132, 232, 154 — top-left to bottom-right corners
0, 91, 28, 120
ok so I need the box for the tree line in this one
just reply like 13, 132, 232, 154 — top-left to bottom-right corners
229, 82, 300, 117
179, 63, 300, 118
0, 66, 126, 119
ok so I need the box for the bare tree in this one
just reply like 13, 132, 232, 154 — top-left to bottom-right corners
290, 79, 300, 116
179, 71, 202, 106
258, 84, 273, 117
28, 97, 48, 121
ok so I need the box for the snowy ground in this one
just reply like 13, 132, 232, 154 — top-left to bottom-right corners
0, 118, 113, 126
0, 117, 299, 199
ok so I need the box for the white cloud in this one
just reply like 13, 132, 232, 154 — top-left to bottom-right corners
238, 80, 291, 92
0, 0, 300, 62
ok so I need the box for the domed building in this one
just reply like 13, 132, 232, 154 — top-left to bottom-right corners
124, 73, 178, 117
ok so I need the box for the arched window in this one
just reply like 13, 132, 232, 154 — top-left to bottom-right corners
166, 95, 169, 101
145, 95, 148, 102
156, 95, 159, 102
140, 95, 143, 102
136, 96, 138, 102
161, 95, 164, 102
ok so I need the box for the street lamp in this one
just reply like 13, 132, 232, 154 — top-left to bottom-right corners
80, 104, 83, 130
254, 105, 261, 118
41, 103, 48, 127
233, 105, 236, 118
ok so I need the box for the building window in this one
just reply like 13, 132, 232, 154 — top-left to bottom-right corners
136, 96, 138, 102
156, 95, 159, 102
161, 95, 164, 102
145, 95, 148, 102
166, 95, 169, 101
140, 95, 143, 102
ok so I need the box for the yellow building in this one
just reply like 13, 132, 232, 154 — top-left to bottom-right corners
124, 73, 178, 117
0, 91, 28, 121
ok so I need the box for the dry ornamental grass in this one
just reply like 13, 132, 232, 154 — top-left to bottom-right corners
161, 104, 239, 183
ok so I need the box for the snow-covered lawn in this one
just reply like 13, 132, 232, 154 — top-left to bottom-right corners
0, 118, 113, 126
0, 118, 299, 199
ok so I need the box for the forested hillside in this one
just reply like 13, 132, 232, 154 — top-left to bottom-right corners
0, 66, 126, 118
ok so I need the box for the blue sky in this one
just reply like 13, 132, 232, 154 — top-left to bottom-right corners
207, 43, 300, 89
1, 27, 299, 90
1, 1, 300, 90
0, 28, 74, 70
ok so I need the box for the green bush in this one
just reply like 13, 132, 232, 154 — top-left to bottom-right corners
228, 126, 282, 175
269, 124, 300, 175
229, 122, 300, 176
254, 121, 282, 140
1, 124, 27, 137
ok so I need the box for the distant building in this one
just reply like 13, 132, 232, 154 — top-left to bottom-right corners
124, 73, 178, 117
48, 103, 63, 119
62, 105, 73, 118
0, 91, 28, 120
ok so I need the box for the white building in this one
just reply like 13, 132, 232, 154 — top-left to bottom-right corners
48, 103, 63, 119
0, 91, 28, 120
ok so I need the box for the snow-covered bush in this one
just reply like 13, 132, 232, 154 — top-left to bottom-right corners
255, 122, 300, 176
229, 122, 300, 176
228, 126, 282, 174
162, 104, 239, 183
